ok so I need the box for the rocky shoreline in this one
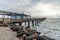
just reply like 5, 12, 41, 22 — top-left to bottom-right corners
0, 26, 55, 40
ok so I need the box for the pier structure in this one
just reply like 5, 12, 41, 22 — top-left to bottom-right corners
0, 10, 46, 28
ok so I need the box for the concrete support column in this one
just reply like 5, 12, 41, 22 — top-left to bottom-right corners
19, 22, 22, 26
32, 20, 34, 26
28, 21, 30, 28
2, 14, 5, 23
25, 21, 26, 26
35, 20, 37, 26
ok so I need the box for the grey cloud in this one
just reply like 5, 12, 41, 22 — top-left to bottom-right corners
31, 0, 41, 4
41, 0, 60, 5
0, 0, 42, 13
0, 0, 60, 17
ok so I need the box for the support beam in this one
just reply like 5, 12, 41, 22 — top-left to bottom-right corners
28, 21, 30, 28
25, 21, 26, 25
21, 16, 23, 20
35, 20, 37, 26
2, 14, 5, 23
19, 22, 22, 26
32, 20, 34, 26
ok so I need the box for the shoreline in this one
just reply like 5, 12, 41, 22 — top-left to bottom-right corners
0, 26, 55, 40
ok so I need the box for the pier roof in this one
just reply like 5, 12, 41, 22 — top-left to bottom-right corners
0, 10, 30, 16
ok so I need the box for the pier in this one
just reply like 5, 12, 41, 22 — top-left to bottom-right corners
0, 11, 46, 27
0, 10, 46, 27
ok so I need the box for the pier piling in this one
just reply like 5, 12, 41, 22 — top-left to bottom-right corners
19, 22, 22, 26
25, 21, 26, 26
34, 20, 37, 26
32, 21, 34, 26
28, 21, 30, 28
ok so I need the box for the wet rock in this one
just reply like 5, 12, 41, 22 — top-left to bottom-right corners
41, 35, 55, 40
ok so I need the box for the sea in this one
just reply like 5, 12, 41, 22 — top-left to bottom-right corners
34, 18, 60, 40
22, 18, 60, 40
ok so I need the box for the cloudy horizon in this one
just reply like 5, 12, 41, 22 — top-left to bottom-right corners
0, 0, 60, 18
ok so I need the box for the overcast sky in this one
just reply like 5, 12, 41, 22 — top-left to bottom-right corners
0, 0, 60, 18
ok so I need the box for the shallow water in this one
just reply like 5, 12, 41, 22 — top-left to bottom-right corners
35, 18, 60, 40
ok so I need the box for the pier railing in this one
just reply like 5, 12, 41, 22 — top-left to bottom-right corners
0, 17, 46, 26
0, 17, 46, 23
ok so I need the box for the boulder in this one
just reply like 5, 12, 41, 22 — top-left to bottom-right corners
41, 35, 55, 40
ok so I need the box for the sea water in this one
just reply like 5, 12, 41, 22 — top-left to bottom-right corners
35, 18, 60, 40
22, 18, 60, 40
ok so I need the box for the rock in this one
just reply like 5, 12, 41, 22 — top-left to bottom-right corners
41, 35, 55, 40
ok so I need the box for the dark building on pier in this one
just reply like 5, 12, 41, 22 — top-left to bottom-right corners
0, 10, 30, 26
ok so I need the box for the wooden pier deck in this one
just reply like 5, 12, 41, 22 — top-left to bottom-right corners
11, 18, 46, 23
0, 17, 46, 27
